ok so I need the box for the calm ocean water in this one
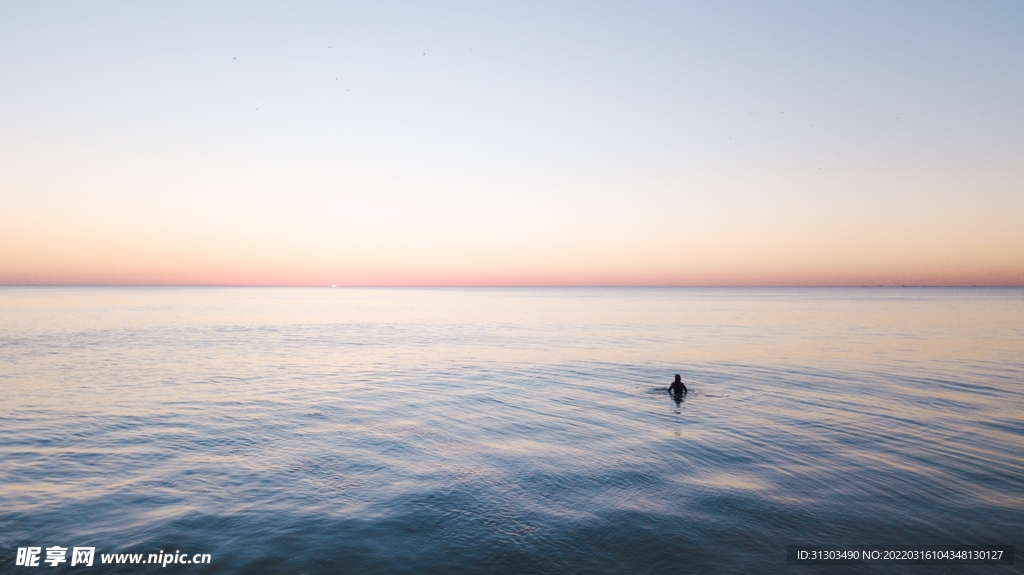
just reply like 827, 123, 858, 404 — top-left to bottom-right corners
1, 287, 1021, 574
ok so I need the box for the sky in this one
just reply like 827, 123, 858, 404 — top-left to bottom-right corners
1, 1, 1022, 286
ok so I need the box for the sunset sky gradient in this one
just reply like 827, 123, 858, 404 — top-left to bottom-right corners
2, 1, 1022, 286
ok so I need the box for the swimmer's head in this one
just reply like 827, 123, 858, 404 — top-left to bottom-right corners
674, 374, 681, 383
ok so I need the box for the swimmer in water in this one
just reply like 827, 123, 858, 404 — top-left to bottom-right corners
668, 374, 687, 396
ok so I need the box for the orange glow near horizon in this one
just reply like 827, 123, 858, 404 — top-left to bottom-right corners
2, 173, 1021, 286
2, 241, 1021, 287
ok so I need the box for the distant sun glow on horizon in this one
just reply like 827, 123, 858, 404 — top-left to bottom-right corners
2, 1, 1022, 287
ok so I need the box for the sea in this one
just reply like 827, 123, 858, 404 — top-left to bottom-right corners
1, 287, 1021, 574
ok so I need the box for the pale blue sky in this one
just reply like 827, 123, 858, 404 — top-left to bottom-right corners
2, 1, 1022, 285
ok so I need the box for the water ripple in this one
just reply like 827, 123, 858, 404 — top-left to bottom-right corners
1, 287, 1022, 574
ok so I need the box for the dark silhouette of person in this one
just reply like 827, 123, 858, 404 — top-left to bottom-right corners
669, 374, 687, 396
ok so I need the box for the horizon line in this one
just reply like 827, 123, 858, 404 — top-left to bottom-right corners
2, 283, 1022, 289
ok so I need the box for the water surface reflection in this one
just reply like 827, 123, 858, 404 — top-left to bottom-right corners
1, 288, 1021, 574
